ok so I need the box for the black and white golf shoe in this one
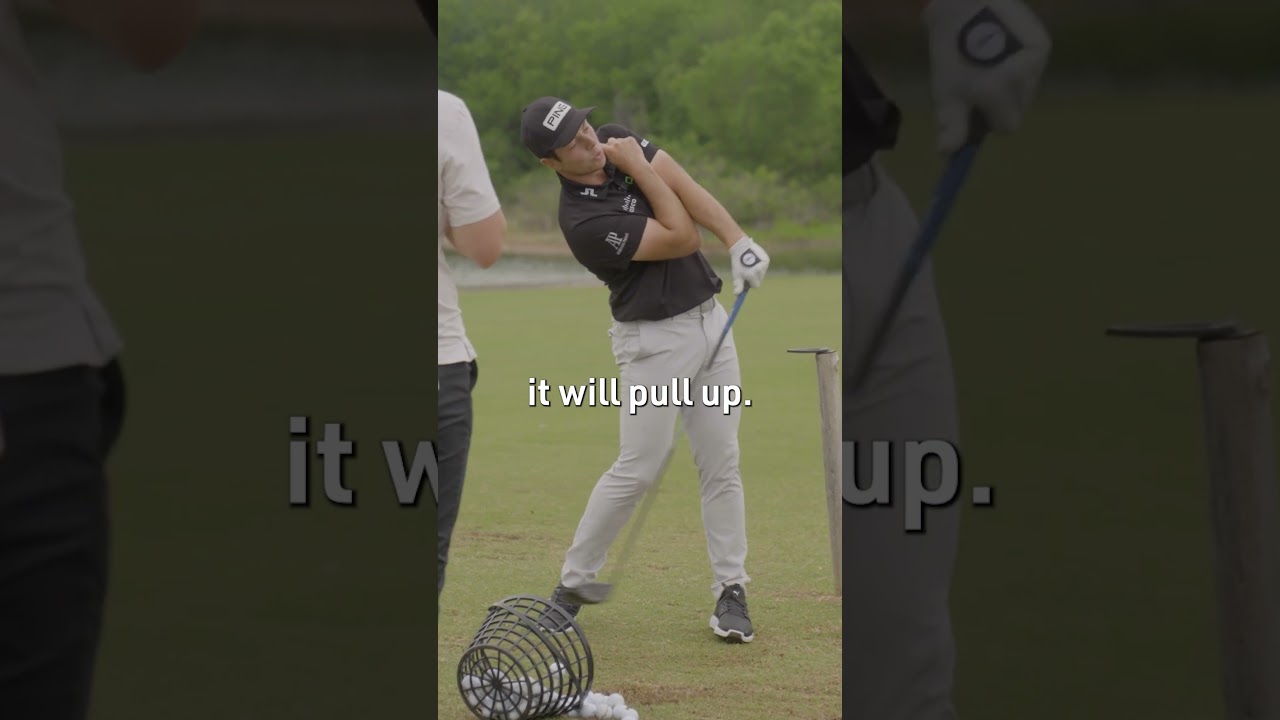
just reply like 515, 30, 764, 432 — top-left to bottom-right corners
710, 583, 754, 643
538, 584, 582, 632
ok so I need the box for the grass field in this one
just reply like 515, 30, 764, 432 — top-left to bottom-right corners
67, 128, 436, 720
54, 82, 1280, 719
436, 275, 843, 719
879, 85, 1280, 719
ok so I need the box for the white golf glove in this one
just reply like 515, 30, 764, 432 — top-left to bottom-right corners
729, 236, 769, 296
923, 0, 1052, 153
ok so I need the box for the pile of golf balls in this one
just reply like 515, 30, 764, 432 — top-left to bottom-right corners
563, 690, 638, 719
460, 670, 528, 720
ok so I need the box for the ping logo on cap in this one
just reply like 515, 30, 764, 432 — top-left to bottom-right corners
543, 101, 572, 131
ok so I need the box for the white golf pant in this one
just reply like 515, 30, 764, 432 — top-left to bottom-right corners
560, 296, 750, 601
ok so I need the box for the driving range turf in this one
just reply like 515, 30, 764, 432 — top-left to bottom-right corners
883, 85, 1280, 719
53, 84, 1280, 719
70, 129, 435, 720
437, 274, 843, 720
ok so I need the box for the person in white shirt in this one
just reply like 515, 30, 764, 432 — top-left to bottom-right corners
437, 89, 505, 604
0, 1, 198, 718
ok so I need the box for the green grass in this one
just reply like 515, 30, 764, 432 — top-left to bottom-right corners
437, 275, 842, 719
874, 85, 1280, 719
65, 128, 436, 720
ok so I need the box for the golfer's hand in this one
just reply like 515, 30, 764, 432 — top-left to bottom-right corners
602, 137, 647, 174
729, 236, 769, 296
923, 0, 1051, 153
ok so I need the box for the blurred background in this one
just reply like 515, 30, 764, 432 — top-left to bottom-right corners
849, 2, 1280, 719
12, 2, 437, 718
18, 0, 429, 131
438, 0, 842, 288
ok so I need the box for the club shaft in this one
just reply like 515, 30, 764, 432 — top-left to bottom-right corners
601, 416, 685, 594
847, 142, 980, 397
706, 289, 748, 370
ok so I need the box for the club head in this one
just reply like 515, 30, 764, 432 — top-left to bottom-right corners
558, 582, 612, 606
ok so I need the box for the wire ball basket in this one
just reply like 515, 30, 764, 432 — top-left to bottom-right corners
457, 594, 594, 719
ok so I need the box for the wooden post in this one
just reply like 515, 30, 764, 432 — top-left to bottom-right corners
789, 347, 842, 596
1108, 322, 1280, 719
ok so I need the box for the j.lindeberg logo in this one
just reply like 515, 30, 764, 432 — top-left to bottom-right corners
580, 188, 598, 197
542, 101, 572, 131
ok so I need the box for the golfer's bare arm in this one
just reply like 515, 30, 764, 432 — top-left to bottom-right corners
48, 0, 200, 71
447, 209, 506, 269
631, 162, 700, 261
651, 151, 745, 251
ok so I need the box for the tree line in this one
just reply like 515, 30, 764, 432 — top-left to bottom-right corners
438, 0, 841, 198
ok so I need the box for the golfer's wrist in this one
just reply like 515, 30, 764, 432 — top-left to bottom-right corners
627, 164, 659, 184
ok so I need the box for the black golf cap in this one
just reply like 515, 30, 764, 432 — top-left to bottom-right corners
521, 96, 595, 158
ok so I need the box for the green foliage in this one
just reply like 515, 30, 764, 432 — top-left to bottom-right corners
438, 0, 840, 228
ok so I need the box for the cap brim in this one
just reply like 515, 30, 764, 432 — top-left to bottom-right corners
550, 106, 596, 150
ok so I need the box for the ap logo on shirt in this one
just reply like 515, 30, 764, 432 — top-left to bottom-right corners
605, 232, 628, 254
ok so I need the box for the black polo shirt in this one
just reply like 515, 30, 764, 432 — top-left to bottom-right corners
557, 123, 721, 322
845, 37, 900, 174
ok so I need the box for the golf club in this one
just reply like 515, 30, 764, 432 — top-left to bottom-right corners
558, 290, 749, 606
846, 121, 986, 397
706, 287, 748, 371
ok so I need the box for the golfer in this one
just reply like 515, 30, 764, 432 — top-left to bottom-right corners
844, 1, 1049, 717
519, 96, 769, 643
438, 88, 506, 605
0, 1, 197, 717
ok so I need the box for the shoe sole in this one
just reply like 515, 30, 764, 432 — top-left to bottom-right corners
709, 615, 754, 643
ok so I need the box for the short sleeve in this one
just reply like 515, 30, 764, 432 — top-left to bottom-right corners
564, 212, 649, 276
439, 96, 501, 227
595, 123, 660, 164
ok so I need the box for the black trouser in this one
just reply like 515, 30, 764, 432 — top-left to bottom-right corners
437, 360, 477, 602
0, 360, 125, 720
